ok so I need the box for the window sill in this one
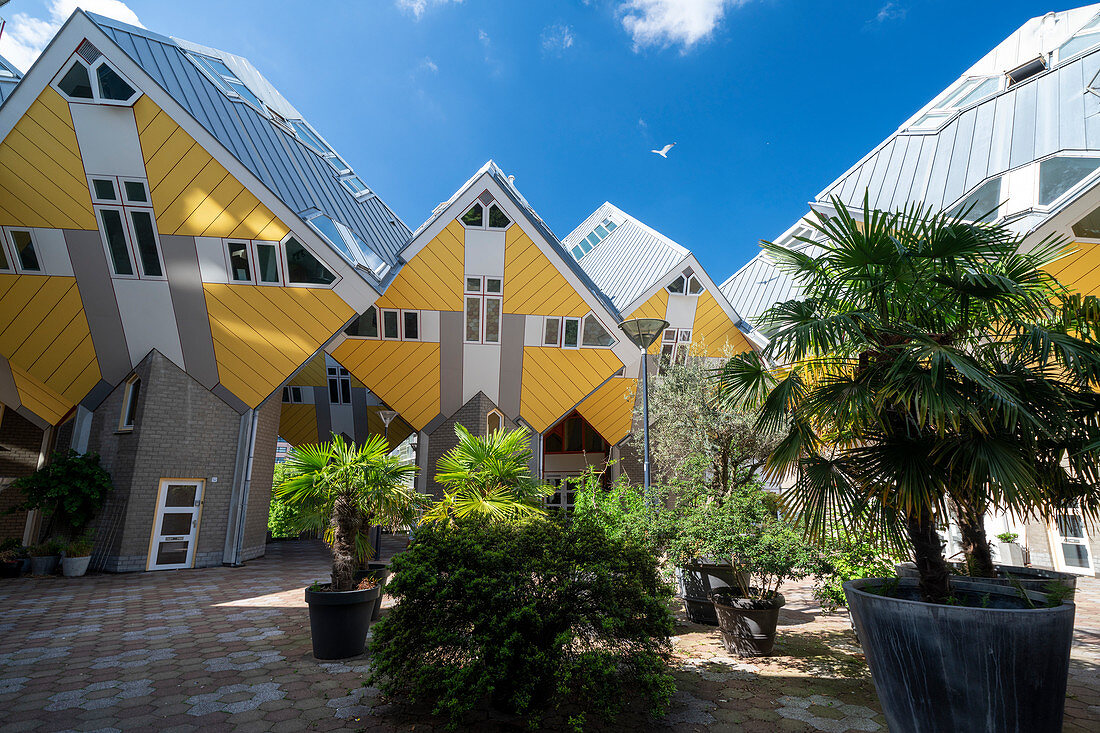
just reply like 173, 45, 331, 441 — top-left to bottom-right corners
115, 427, 134, 435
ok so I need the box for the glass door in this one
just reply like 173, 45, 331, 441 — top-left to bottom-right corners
1048, 508, 1095, 576
147, 479, 204, 571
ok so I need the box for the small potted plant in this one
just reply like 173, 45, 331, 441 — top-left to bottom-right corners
0, 547, 22, 578
63, 534, 94, 577
275, 434, 421, 659
28, 540, 62, 575
995, 531, 1025, 566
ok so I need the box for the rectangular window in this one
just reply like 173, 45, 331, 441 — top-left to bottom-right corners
345, 307, 379, 338
327, 367, 352, 404
129, 211, 162, 277
119, 377, 140, 430
100, 209, 134, 276
562, 317, 580, 348
403, 311, 419, 340
227, 241, 251, 282
123, 180, 148, 204
484, 298, 501, 343
382, 309, 400, 340
0, 235, 9, 271
465, 297, 481, 342
466, 276, 482, 293
9, 230, 41, 273
91, 178, 117, 202
544, 317, 560, 346
255, 243, 280, 283
486, 277, 502, 294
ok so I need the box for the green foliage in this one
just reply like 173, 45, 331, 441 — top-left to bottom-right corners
423, 425, 551, 525
812, 531, 905, 611
28, 540, 62, 557
368, 516, 675, 730
0, 538, 27, 557
11, 451, 113, 536
66, 533, 94, 558
275, 433, 423, 591
714, 197, 1100, 601
570, 465, 666, 554
268, 461, 306, 539
996, 531, 1019, 544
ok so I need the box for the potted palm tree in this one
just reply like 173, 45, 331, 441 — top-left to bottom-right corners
276, 433, 421, 659
715, 198, 1100, 732
421, 425, 550, 524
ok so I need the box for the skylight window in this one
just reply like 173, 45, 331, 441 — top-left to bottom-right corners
190, 53, 265, 110
0, 58, 15, 79
1059, 13, 1100, 62
340, 176, 371, 197
909, 76, 1001, 132
948, 177, 1002, 223
571, 217, 618, 260
1038, 157, 1100, 205
306, 213, 389, 278
1006, 57, 1047, 86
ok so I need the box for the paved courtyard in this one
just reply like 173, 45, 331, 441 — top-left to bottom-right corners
0, 539, 1096, 732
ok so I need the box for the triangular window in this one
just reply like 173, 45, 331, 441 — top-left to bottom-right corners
54, 51, 139, 106
488, 203, 510, 229
462, 202, 484, 227
96, 63, 135, 101
58, 62, 94, 99
285, 237, 336, 285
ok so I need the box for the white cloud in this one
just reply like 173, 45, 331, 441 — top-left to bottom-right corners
618, 0, 746, 52
541, 23, 575, 54
419, 56, 438, 73
0, 0, 143, 73
872, 2, 906, 24
396, 0, 464, 20
478, 29, 490, 46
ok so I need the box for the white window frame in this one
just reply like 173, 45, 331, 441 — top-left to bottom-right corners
561, 317, 581, 349
90, 176, 164, 281
380, 308, 401, 341
186, 52, 265, 114
487, 409, 504, 435
580, 313, 617, 348
401, 310, 421, 342
224, 239, 284, 286
281, 385, 305, 404
279, 233, 340, 289
464, 276, 503, 344
543, 316, 562, 346
52, 52, 141, 107
345, 305, 381, 339
460, 199, 512, 231
327, 366, 352, 405
3, 227, 43, 275
119, 375, 140, 431
224, 239, 255, 284
1033, 153, 1100, 212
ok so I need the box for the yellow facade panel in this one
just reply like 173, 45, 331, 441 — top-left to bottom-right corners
279, 403, 319, 447
332, 339, 441, 431
377, 220, 463, 312
10, 364, 71, 425
576, 377, 637, 446
504, 227, 588, 316
519, 346, 623, 433
692, 292, 752, 357
1051, 243, 1100, 295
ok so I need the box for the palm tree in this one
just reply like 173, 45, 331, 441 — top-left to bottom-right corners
714, 197, 1100, 602
422, 425, 551, 524
276, 433, 423, 591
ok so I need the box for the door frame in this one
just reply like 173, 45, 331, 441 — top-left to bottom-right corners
146, 478, 206, 571
1046, 506, 1096, 576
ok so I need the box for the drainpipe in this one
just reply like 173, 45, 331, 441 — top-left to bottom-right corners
223, 407, 259, 567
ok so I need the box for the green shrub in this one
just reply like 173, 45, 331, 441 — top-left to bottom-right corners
570, 466, 667, 554
812, 532, 904, 611
11, 451, 112, 536
368, 516, 676, 730
267, 495, 303, 539
996, 531, 1019, 544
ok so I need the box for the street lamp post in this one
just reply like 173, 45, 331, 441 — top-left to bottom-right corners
617, 318, 670, 496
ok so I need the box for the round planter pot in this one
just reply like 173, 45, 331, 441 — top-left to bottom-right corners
364, 561, 391, 622
710, 591, 785, 656
305, 583, 381, 660
845, 577, 1075, 733
30, 555, 60, 576
62, 555, 91, 577
0, 560, 21, 578
896, 561, 1078, 600
676, 562, 750, 625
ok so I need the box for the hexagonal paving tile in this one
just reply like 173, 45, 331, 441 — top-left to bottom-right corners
185, 682, 285, 715
45, 679, 155, 711
122, 625, 190, 641
0, 646, 70, 666
203, 650, 285, 672
0, 675, 30, 695
91, 648, 177, 669
776, 694, 882, 732
215, 627, 284, 643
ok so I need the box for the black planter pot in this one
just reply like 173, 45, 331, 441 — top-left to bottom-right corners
676, 562, 749, 625
0, 560, 21, 578
845, 577, 1075, 733
896, 561, 1078, 600
304, 583, 382, 660
351, 563, 391, 622
710, 591, 785, 656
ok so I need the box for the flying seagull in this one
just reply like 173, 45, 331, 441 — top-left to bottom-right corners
651, 142, 676, 158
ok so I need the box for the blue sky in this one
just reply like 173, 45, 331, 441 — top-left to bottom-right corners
0, 0, 1067, 281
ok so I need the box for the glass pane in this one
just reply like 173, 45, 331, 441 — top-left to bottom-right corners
156, 541, 189, 566
594, 224, 609, 239
565, 417, 583, 451
97, 63, 135, 101
123, 379, 140, 427
488, 203, 510, 228
605, 220, 617, 231
948, 177, 1001, 223
59, 62, 93, 99
227, 79, 264, 109
0, 239, 8, 270
93, 179, 117, 201
488, 413, 501, 433
1062, 543, 1090, 568
285, 237, 336, 285
256, 244, 280, 283
584, 424, 605, 452
403, 311, 419, 340
160, 512, 193, 536
227, 242, 251, 281
486, 278, 502, 294
585, 233, 600, 248
340, 378, 351, 404
383, 310, 399, 339
544, 318, 560, 345
130, 211, 162, 277
949, 77, 999, 108
329, 379, 340, 404
347, 230, 388, 277
563, 318, 579, 347
668, 275, 686, 294
571, 246, 584, 260
910, 111, 950, 131
581, 316, 614, 347
308, 216, 356, 262
466, 277, 481, 292
123, 181, 147, 203
545, 431, 563, 452
345, 308, 378, 337
462, 203, 484, 227
687, 276, 704, 294
100, 210, 133, 275
164, 484, 197, 507
10, 231, 40, 272
484, 298, 501, 343
466, 297, 481, 341
1059, 33, 1100, 61
1039, 158, 1100, 205
1057, 513, 1085, 539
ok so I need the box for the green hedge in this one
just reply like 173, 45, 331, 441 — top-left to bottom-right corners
368, 516, 675, 730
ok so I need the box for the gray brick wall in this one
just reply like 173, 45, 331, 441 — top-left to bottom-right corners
0, 409, 45, 542
424, 392, 516, 498
242, 395, 280, 557
85, 350, 252, 572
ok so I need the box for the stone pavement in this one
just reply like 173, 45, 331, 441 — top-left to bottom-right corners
0, 538, 1096, 732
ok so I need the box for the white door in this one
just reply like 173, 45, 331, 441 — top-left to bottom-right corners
147, 479, 204, 571
1048, 508, 1096, 576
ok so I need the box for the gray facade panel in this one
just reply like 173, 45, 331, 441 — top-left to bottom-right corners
313, 386, 332, 441
988, 93, 1016, 174
161, 234, 219, 388
1009, 82, 1037, 169
1060, 62, 1087, 151
925, 122, 958, 210
966, 103, 996, 193
1035, 72, 1060, 160
943, 109, 977, 207
0, 354, 20, 410
64, 228, 132, 384
211, 383, 249, 414
498, 314, 525, 419
439, 311, 464, 417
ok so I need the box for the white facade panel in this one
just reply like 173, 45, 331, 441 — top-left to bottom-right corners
464, 228, 506, 277
195, 236, 228, 283
113, 278, 185, 369
31, 227, 73, 276
69, 103, 147, 178
462, 343, 500, 404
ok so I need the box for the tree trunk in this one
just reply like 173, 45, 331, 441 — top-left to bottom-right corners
955, 500, 996, 578
331, 493, 359, 592
906, 510, 950, 604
